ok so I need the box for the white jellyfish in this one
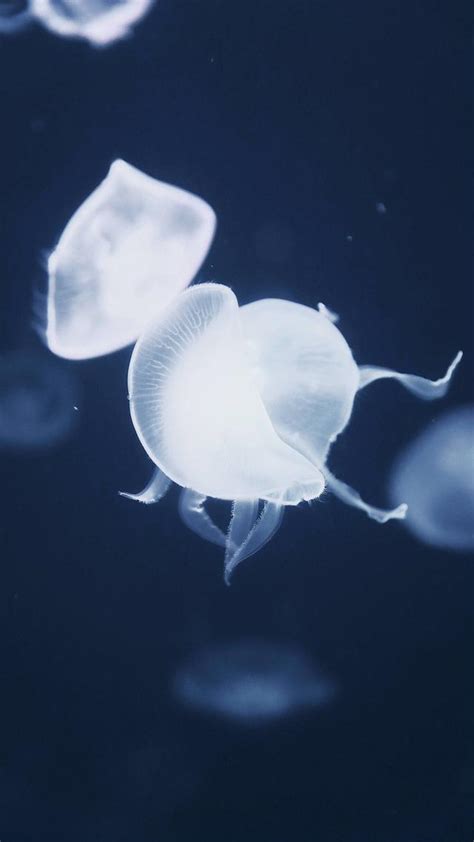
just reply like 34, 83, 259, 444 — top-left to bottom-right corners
389, 405, 474, 551
123, 284, 462, 581
0, 350, 78, 449
1, 0, 155, 44
124, 283, 324, 582
173, 640, 335, 723
41, 159, 216, 360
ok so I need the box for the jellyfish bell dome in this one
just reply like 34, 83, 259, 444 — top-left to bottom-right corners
43, 159, 216, 360
239, 298, 360, 466
128, 283, 324, 505
29, 0, 155, 45
389, 405, 474, 552
0, 350, 78, 450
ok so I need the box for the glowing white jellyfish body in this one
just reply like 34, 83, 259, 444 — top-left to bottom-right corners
125, 283, 324, 582
124, 284, 461, 581
43, 160, 216, 360
173, 641, 335, 723
0, 0, 155, 44
389, 405, 474, 551
0, 350, 78, 449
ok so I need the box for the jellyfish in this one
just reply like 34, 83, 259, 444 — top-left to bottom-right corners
173, 640, 335, 723
1, 0, 155, 44
0, 350, 78, 449
389, 405, 474, 551
0, 1, 31, 33
123, 284, 461, 581
41, 159, 216, 360
124, 283, 325, 581
238, 297, 462, 524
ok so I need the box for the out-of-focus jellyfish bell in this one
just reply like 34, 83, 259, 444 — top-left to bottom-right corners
389, 405, 474, 551
173, 640, 335, 724
42, 160, 216, 360
124, 283, 324, 582
239, 298, 462, 524
0, 350, 78, 449
0, 1, 31, 33
29, 0, 155, 45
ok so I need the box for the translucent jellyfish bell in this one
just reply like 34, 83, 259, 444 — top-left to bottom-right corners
173, 640, 336, 724
43, 160, 216, 360
30, 0, 155, 45
125, 283, 324, 581
389, 405, 474, 551
0, 350, 78, 449
239, 298, 462, 524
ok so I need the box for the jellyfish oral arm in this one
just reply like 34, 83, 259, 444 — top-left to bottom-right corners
358, 351, 463, 400
224, 500, 284, 584
178, 489, 228, 548
119, 466, 172, 504
322, 466, 407, 523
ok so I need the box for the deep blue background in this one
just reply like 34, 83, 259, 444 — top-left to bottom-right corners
0, 1, 472, 839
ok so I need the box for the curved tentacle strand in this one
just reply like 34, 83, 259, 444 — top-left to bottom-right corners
178, 488, 227, 548
323, 466, 407, 523
119, 466, 172, 504
224, 501, 284, 584
358, 351, 462, 400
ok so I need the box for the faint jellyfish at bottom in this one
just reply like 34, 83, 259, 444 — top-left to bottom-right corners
389, 405, 474, 552
1, 0, 156, 44
0, 350, 78, 449
172, 640, 336, 724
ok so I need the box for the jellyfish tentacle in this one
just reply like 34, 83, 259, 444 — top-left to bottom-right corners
226, 500, 259, 559
323, 466, 407, 524
178, 488, 227, 548
358, 351, 462, 400
119, 466, 172, 504
224, 501, 284, 584
317, 302, 339, 323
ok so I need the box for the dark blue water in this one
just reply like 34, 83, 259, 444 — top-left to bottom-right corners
0, 1, 472, 839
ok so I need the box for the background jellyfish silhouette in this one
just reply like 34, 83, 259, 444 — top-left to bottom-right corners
390, 405, 474, 552
0, 350, 78, 449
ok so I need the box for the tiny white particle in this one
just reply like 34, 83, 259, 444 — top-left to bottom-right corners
73, 405, 79, 411
376, 201, 387, 214
346, 234, 353, 242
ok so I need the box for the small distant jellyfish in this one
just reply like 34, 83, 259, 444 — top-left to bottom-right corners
389, 405, 474, 552
41, 159, 216, 360
0, 350, 78, 449
123, 283, 462, 581
173, 640, 335, 724
1, 0, 156, 44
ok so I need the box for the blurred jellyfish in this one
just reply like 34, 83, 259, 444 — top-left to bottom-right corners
41, 159, 216, 360
0, 1, 31, 32
123, 283, 461, 581
173, 640, 335, 724
1, 0, 155, 44
389, 405, 474, 551
0, 350, 78, 449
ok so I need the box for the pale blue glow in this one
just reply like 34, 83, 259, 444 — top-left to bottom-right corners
0, 350, 78, 449
173, 641, 336, 723
390, 405, 474, 551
